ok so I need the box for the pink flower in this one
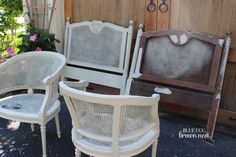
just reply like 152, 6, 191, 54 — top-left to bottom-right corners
30, 34, 37, 42
7, 47, 15, 57
35, 47, 42, 51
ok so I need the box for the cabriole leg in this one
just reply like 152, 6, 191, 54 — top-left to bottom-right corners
31, 123, 35, 132
75, 148, 81, 157
40, 124, 47, 157
207, 98, 220, 140
152, 139, 158, 157
55, 114, 61, 138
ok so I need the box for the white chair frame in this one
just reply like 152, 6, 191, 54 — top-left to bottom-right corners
63, 18, 133, 94
60, 80, 160, 157
0, 51, 66, 157
125, 25, 144, 95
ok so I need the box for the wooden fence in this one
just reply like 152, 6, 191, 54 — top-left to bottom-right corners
64, 0, 236, 126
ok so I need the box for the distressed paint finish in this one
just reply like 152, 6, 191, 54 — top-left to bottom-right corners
143, 37, 213, 80
139, 29, 223, 91
128, 29, 230, 139
69, 25, 123, 68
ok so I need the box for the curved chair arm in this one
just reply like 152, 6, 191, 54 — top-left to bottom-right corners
0, 51, 66, 123
39, 63, 66, 121
62, 80, 89, 91
60, 81, 160, 107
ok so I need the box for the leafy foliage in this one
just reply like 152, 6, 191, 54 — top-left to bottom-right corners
0, 0, 23, 35
0, 0, 23, 57
0, 0, 59, 64
17, 25, 60, 53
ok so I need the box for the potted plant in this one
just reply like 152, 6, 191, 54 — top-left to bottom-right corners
1, 0, 59, 61
17, 25, 60, 53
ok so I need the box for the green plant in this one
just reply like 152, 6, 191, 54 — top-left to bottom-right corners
0, 31, 23, 58
0, 0, 23, 37
0, 0, 23, 61
0, 0, 59, 63
17, 25, 60, 53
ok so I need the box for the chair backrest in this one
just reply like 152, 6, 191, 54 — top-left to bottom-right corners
127, 29, 230, 94
0, 51, 66, 94
64, 20, 133, 72
60, 81, 160, 152
125, 28, 231, 139
63, 19, 133, 94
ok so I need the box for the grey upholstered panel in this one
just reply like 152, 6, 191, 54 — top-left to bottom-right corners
142, 36, 214, 84
69, 25, 124, 68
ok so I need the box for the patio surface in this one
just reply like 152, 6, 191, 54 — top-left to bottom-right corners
0, 97, 235, 157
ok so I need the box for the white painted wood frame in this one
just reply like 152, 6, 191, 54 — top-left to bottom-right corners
63, 18, 133, 94
125, 25, 144, 94
59, 80, 160, 157
0, 51, 66, 157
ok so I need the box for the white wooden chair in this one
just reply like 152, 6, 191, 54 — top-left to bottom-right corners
60, 80, 160, 157
63, 18, 133, 94
0, 51, 66, 157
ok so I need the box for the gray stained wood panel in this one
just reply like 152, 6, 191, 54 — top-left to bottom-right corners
69, 25, 123, 68
142, 37, 214, 84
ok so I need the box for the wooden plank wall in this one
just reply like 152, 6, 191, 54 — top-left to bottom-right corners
169, 0, 236, 114
170, 0, 236, 62
65, 0, 146, 33
144, 0, 171, 31
65, 0, 236, 53
64, 0, 171, 32
64, 0, 236, 125
166, 0, 236, 124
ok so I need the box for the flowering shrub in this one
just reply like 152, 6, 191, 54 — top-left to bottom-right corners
6, 47, 15, 56
0, 26, 59, 64
0, 36, 22, 64
17, 25, 59, 53
0, 0, 23, 63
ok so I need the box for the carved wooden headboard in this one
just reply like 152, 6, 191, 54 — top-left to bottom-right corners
126, 27, 231, 139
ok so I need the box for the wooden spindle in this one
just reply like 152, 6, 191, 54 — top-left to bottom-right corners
34, 0, 39, 29
25, 0, 32, 23
48, 0, 56, 30
42, 0, 46, 30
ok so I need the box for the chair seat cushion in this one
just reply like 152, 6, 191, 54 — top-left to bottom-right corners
0, 94, 60, 123
72, 128, 157, 157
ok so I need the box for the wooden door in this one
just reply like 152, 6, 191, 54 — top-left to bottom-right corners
64, 0, 171, 32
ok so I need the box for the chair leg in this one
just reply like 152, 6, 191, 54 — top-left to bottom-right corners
55, 114, 61, 139
40, 125, 47, 157
75, 148, 81, 157
207, 98, 220, 140
31, 123, 35, 132
152, 140, 158, 157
